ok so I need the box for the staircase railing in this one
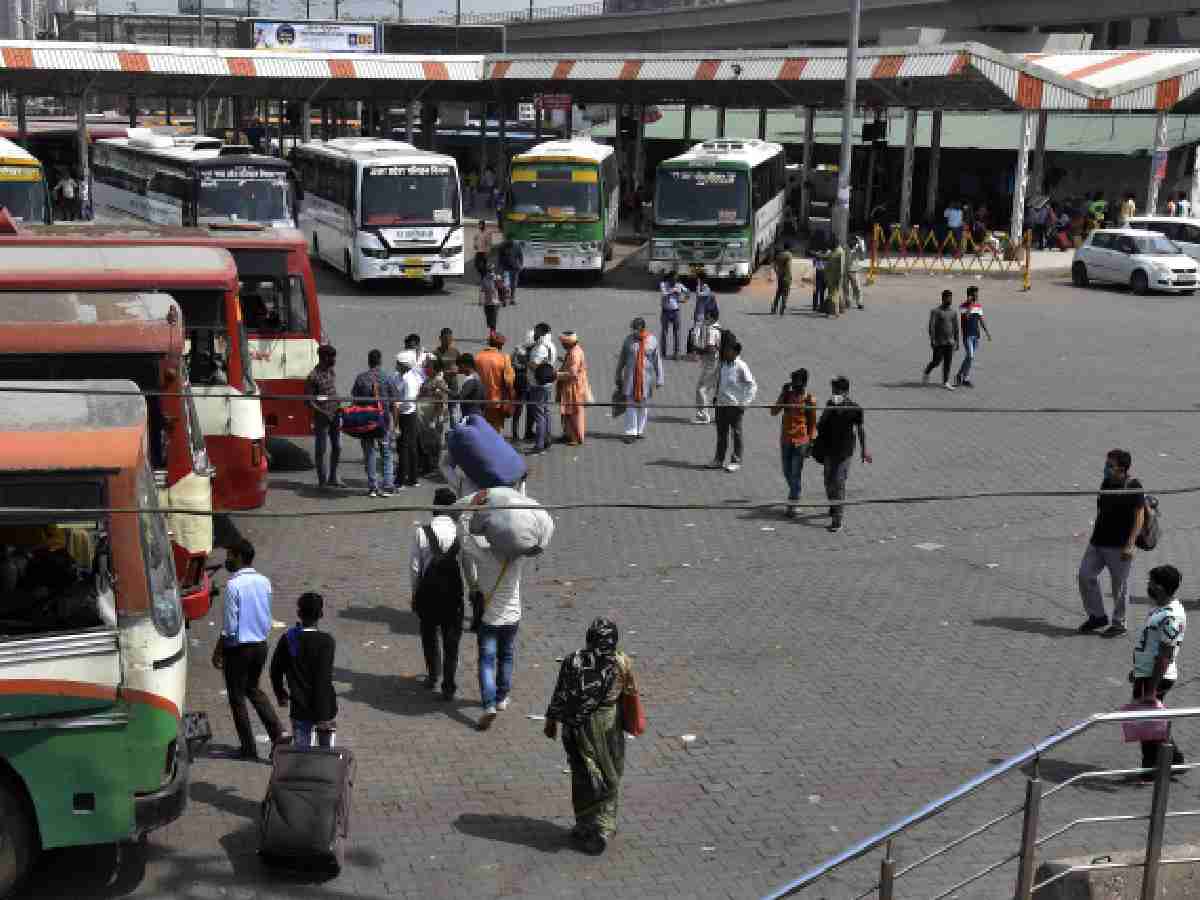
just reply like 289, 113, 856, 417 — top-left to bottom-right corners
762, 707, 1200, 900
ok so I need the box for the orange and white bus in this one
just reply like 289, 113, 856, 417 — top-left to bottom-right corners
0, 291, 214, 620
0, 221, 323, 437
0, 244, 268, 510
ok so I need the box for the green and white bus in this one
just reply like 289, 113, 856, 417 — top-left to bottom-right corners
650, 138, 786, 285
504, 139, 619, 278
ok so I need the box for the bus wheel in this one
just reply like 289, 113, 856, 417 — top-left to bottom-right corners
604, 242, 614, 262
431, 275, 445, 292
0, 777, 35, 896
344, 250, 358, 284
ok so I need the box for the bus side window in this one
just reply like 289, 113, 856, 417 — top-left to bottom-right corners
287, 275, 309, 334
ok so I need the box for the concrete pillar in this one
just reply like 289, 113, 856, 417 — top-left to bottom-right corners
800, 106, 814, 229
76, 92, 90, 219
1030, 109, 1048, 199
716, 106, 726, 138
422, 103, 437, 151
128, 96, 138, 128
277, 99, 285, 156
405, 100, 415, 143
478, 101, 488, 189
1146, 110, 1170, 214
15, 94, 26, 147
612, 103, 622, 177
864, 142, 877, 231
1010, 109, 1033, 244
233, 96, 243, 143
301, 100, 312, 142
165, 98, 172, 126
534, 103, 543, 140
565, 103, 574, 135
925, 108, 942, 223
498, 102, 508, 186
634, 105, 645, 189
683, 103, 692, 143
757, 107, 767, 141
195, 97, 205, 136
899, 107, 917, 231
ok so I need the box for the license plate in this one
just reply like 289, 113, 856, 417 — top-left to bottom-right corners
544, 255, 560, 266
404, 267, 423, 278
404, 257, 422, 266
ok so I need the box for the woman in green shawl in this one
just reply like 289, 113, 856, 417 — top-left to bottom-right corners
543, 617, 639, 855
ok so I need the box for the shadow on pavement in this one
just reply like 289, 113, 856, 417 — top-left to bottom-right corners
331, 666, 478, 731
876, 380, 937, 390
190, 780, 261, 820
338, 604, 419, 636
266, 438, 312, 472
645, 458, 713, 471
972, 616, 1081, 638
989, 758, 1124, 794
19, 842, 147, 898
452, 813, 569, 853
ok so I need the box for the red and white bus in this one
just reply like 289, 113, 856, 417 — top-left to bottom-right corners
1, 222, 323, 437
0, 244, 268, 510
0, 291, 214, 619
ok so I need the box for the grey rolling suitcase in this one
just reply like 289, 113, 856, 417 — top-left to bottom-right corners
259, 746, 355, 874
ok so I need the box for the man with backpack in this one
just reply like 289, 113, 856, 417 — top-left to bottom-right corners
1079, 449, 1147, 638
409, 488, 465, 701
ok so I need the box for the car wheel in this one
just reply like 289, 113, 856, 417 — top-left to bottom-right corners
1071, 261, 1089, 287
0, 776, 36, 897
1131, 269, 1149, 295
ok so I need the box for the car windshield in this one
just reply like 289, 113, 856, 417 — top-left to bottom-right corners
509, 166, 599, 218
361, 165, 459, 227
198, 170, 291, 225
1134, 234, 1181, 255
0, 179, 47, 223
655, 169, 748, 226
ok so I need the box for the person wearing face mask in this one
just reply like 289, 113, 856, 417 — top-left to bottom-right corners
1128, 565, 1187, 780
211, 539, 284, 761
1079, 449, 1145, 637
811, 376, 871, 534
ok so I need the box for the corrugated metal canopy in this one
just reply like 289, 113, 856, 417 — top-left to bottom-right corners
3, 40, 1200, 112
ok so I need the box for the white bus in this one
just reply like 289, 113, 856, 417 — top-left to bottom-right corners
92, 129, 294, 229
292, 138, 464, 287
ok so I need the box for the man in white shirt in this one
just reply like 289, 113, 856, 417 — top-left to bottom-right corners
392, 351, 424, 489
659, 272, 688, 359
1130, 564, 1187, 778
944, 202, 964, 243
55, 172, 79, 221
709, 340, 757, 472
526, 322, 558, 454
409, 489, 464, 700
459, 513, 526, 730
692, 308, 722, 424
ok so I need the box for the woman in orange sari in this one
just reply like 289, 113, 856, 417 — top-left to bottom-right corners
556, 331, 593, 446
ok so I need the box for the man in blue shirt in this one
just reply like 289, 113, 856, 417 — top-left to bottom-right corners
211, 539, 283, 760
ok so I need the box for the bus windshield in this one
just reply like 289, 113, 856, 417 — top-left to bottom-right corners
509, 167, 599, 219
656, 169, 748, 226
361, 164, 458, 227
0, 179, 47, 223
176, 290, 256, 393
197, 170, 291, 225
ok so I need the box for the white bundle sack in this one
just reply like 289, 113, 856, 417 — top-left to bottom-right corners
461, 487, 554, 560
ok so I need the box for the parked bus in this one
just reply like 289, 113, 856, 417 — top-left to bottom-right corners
0, 245, 267, 511
0, 381, 188, 895
92, 129, 294, 229
650, 138, 787, 285
0, 221, 323, 437
293, 138, 464, 286
0, 291, 213, 620
0, 137, 51, 224
505, 139, 619, 279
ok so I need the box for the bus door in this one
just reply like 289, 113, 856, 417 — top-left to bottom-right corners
230, 247, 320, 436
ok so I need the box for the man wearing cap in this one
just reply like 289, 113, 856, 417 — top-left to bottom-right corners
391, 351, 424, 490
475, 334, 517, 433
305, 345, 343, 488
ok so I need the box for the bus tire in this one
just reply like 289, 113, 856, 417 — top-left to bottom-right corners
0, 775, 36, 897
431, 275, 445, 292
604, 242, 614, 262
344, 250, 359, 284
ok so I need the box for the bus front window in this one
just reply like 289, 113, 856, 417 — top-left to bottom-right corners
197, 177, 291, 225
0, 179, 46, 223
238, 276, 308, 335
361, 165, 459, 227
655, 169, 748, 226
509, 168, 599, 219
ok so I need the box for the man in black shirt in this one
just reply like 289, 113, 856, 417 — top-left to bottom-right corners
923, 290, 960, 390
1079, 448, 1145, 637
270, 592, 338, 749
813, 376, 872, 533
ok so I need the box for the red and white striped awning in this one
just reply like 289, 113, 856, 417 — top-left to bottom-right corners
1, 40, 1200, 112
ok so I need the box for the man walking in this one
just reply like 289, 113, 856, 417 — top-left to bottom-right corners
391, 351, 423, 490
954, 286, 992, 388
410, 488, 465, 701
473, 221, 494, 280
691, 307, 722, 424
709, 340, 757, 472
615, 317, 664, 443
813, 376, 871, 533
497, 234, 524, 305
1129, 565, 1187, 779
1079, 449, 1146, 637
923, 290, 960, 390
771, 242, 793, 315
456, 353, 486, 418
847, 233, 866, 310
770, 368, 817, 518
351, 349, 399, 497
526, 323, 557, 454
211, 539, 284, 761
659, 272, 687, 360
306, 344, 343, 488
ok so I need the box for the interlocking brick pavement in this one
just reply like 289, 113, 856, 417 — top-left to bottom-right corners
18, 251, 1200, 900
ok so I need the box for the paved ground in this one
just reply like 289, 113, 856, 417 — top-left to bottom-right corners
18, 247, 1200, 900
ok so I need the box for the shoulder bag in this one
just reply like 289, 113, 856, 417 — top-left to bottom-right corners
342, 378, 385, 438
621, 688, 646, 737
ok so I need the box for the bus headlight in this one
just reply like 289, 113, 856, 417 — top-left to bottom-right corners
652, 241, 673, 260
360, 247, 388, 259
725, 239, 749, 261
578, 241, 598, 252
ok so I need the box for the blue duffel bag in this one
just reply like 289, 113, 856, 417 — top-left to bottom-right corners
447, 414, 527, 488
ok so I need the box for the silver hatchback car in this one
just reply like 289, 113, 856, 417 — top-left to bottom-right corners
1072, 228, 1198, 295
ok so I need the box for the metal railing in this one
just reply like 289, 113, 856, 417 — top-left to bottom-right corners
763, 706, 1200, 900
407, 0, 730, 26
867, 223, 1033, 291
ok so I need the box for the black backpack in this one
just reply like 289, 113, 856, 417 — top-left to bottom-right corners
413, 526, 464, 618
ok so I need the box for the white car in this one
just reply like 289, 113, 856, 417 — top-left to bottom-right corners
1072, 228, 1198, 295
1126, 215, 1200, 264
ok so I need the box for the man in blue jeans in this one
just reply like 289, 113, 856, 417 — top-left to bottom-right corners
351, 349, 399, 497
460, 511, 528, 731
954, 285, 992, 387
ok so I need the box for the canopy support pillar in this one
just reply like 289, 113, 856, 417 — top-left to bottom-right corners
1010, 109, 1033, 245
899, 107, 917, 231
924, 108, 942, 223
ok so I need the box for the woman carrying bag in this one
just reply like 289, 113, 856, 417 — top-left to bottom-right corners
543, 618, 644, 855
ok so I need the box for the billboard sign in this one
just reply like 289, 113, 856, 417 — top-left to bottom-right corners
534, 94, 572, 112
251, 21, 379, 53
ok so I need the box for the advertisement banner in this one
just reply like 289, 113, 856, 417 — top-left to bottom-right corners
251, 21, 379, 54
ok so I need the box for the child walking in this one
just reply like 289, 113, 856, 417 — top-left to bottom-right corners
270, 592, 338, 749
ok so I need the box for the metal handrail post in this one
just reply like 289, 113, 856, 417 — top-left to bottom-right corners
1141, 742, 1174, 900
879, 840, 896, 900
1013, 770, 1043, 900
